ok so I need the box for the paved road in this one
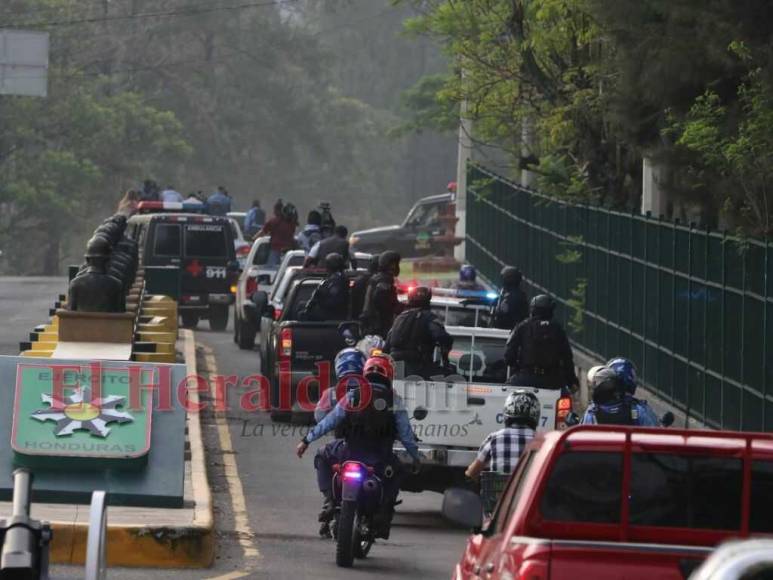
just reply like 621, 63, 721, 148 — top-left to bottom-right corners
0, 278, 467, 579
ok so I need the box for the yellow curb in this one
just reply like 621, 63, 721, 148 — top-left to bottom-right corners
38, 329, 214, 568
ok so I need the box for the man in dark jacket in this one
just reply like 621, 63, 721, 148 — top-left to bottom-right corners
302, 253, 350, 322
385, 286, 453, 379
492, 267, 529, 330
505, 294, 578, 389
360, 250, 402, 337
305, 225, 351, 268
350, 254, 379, 320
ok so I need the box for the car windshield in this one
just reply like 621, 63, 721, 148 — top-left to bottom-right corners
252, 242, 271, 266
404, 202, 443, 228
184, 224, 228, 258
441, 335, 508, 383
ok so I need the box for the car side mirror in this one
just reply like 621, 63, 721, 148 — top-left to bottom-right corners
564, 412, 580, 427
442, 488, 483, 530
661, 411, 675, 427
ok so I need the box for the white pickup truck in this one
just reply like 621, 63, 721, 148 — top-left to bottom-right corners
392, 323, 574, 494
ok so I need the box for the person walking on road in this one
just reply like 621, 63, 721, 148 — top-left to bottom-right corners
206, 186, 232, 216
256, 199, 298, 266
492, 267, 529, 330
244, 199, 266, 238
296, 210, 323, 253
360, 250, 403, 337
505, 295, 579, 389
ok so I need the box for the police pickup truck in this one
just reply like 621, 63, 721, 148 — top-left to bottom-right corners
393, 323, 574, 494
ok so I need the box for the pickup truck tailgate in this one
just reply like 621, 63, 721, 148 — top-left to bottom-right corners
395, 381, 563, 449
286, 322, 348, 371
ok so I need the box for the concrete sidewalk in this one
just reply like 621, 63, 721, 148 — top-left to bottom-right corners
0, 330, 214, 568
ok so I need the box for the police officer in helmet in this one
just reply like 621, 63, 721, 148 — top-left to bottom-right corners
359, 250, 403, 337
492, 267, 529, 330
582, 359, 660, 426
385, 286, 453, 379
505, 294, 578, 389
301, 253, 349, 322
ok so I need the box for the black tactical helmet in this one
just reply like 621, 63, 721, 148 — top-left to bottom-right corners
378, 250, 401, 274
530, 294, 555, 319
84, 236, 112, 259
325, 252, 345, 273
501, 266, 523, 288
408, 286, 432, 308
591, 367, 624, 406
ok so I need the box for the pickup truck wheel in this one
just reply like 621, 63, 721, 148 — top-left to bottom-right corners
237, 317, 256, 350
209, 305, 229, 331
180, 312, 199, 329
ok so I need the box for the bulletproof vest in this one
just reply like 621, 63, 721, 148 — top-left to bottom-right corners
342, 383, 395, 453
595, 400, 636, 426
68, 270, 125, 313
389, 309, 432, 362
518, 318, 565, 370
350, 273, 371, 319
306, 274, 349, 321
316, 236, 349, 263
361, 273, 397, 335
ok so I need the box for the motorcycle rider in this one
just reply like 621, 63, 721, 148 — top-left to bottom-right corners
296, 355, 421, 539
296, 210, 323, 253
384, 286, 453, 379
350, 254, 379, 320
492, 267, 529, 330
582, 359, 660, 426
305, 225, 351, 268
360, 250, 403, 337
301, 253, 349, 322
311, 348, 367, 537
505, 294, 579, 389
465, 390, 539, 479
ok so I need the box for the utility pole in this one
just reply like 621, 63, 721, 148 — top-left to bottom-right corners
454, 73, 472, 264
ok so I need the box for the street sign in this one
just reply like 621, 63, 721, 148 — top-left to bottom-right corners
11, 364, 152, 462
0, 29, 49, 97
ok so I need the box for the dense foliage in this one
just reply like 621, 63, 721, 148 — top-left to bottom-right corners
0, 0, 454, 274
401, 0, 773, 237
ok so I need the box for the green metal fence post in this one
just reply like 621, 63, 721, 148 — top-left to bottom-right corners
764, 240, 770, 430
703, 226, 710, 424
672, 219, 679, 414
643, 212, 650, 375
685, 223, 694, 427
721, 230, 727, 430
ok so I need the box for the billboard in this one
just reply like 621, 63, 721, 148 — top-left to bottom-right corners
0, 29, 49, 97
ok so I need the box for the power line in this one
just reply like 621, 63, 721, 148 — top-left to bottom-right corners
3, 0, 297, 29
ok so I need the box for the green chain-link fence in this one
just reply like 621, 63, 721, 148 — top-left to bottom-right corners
466, 164, 773, 431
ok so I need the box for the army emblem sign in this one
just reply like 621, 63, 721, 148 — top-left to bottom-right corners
11, 363, 153, 461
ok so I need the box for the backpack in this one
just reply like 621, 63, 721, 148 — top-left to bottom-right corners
388, 309, 426, 353
519, 319, 564, 370
344, 382, 395, 443
594, 400, 636, 426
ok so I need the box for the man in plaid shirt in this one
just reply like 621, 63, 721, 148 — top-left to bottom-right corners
466, 390, 540, 478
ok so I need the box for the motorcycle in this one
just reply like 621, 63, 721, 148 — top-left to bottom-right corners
331, 460, 394, 568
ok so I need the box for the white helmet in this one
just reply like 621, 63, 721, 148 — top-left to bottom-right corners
587, 365, 606, 384
503, 390, 540, 430
357, 335, 386, 357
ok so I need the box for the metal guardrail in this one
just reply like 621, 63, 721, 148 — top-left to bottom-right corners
466, 164, 772, 432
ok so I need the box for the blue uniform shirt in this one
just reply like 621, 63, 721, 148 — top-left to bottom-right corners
304, 390, 420, 460
582, 396, 660, 427
206, 191, 232, 216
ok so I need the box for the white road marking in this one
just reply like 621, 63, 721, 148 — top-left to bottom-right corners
202, 345, 260, 562
205, 571, 251, 580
